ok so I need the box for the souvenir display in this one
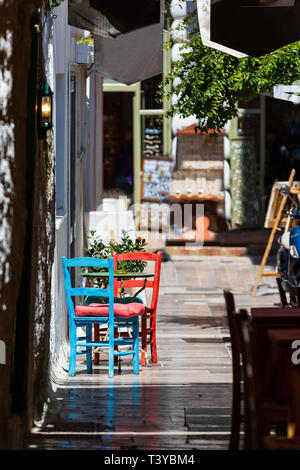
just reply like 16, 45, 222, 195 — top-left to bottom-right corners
144, 127, 163, 157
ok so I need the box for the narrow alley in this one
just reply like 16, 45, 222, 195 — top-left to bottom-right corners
27, 255, 279, 450
2, 0, 300, 453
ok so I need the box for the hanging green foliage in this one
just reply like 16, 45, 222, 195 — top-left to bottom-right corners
159, 14, 300, 133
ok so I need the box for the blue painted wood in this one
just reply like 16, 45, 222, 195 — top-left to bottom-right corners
76, 339, 135, 347
86, 324, 92, 374
61, 256, 142, 378
113, 351, 135, 357
133, 316, 139, 375
69, 287, 109, 297
66, 257, 111, 268
74, 317, 136, 324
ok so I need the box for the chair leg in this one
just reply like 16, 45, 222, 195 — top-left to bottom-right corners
229, 378, 241, 450
276, 277, 288, 307
94, 324, 100, 365
133, 317, 139, 375
68, 329, 77, 376
108, 353, 114, 377
141, 315, 147, 366
151, 339, 158, 363
108, 326, 115, 378
150, 314, 158, 364
86, 324, 92, 374
114, 327, 119, 367
296, 287, 300, 306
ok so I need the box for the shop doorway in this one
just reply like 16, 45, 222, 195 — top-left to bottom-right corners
265, 96, 300, 191
103, 92, 134, 199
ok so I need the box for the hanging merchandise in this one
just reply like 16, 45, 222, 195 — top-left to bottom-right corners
144, 128, 163, 157
230, 138, 259, 229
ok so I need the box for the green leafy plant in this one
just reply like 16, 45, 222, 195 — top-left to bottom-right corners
77, 37, 94, 46
159, 10, 300, 133
46, 0, 64, 10
84, 230, 147, 287
109, 231, 147, 273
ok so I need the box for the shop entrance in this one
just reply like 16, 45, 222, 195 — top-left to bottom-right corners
103, 91, 134, 198
265, 96, 300, 189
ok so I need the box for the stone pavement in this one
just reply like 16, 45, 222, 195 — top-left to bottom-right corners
27, 255, 279, 450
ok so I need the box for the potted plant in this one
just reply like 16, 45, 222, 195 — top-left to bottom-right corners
84, 229, 147, 287
76, 36, 94, 65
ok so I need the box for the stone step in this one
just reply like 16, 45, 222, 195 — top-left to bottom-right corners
165, 245, 277, 258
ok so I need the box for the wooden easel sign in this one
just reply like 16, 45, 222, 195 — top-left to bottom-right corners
252, 169, 298, 296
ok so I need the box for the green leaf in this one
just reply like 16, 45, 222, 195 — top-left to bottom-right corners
159, 16, 300, 132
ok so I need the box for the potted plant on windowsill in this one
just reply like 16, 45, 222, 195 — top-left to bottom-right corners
76, 37, 94, 65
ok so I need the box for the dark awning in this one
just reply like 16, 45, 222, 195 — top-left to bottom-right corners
197, 0, 247, 58
69, 0, 164, 84
89, 0, 160, 34
68, 0, 161, 38
197, 0, 300, 57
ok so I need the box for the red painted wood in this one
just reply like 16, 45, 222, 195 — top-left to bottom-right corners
115, 252, 158, 262
114, 279, 154, 290
85, 274, 100, 366
141, 314, 147, 366
113, 251, 163, 365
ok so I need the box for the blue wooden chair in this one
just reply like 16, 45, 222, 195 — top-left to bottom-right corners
61, 257, 145, 377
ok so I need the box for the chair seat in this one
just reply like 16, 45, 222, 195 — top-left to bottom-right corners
75, 302, 146, 318
84, 295, 144, 305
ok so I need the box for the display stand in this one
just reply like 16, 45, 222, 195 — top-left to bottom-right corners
139, 155, 173, 230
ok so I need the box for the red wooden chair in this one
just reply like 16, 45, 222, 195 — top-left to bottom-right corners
113, 251, 162, 366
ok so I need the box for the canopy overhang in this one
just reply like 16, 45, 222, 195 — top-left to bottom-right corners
68, 0, 164, 84
93, 23, 163, 85
68, 0, 161, 38
197, 0, 300, 57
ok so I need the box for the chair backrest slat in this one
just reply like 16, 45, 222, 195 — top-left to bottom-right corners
113, 280, 154, 289
62, 257, 114, 321
69, 287, 109, 297
64, 257, 111, 269
115, 252, 158, 262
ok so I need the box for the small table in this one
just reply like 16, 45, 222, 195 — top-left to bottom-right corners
81, 271, 155, 298
81, 272, 154, 279
80, 271, 155, 366
251, 307, 300, 325
250, 308, 300, 400
265, 328, 300, 403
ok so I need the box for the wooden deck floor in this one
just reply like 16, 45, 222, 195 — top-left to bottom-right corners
28, 256, 279, 450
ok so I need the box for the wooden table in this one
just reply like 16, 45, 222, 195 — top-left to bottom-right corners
81, 271, 155, 298
250, 307, 300, 326
250, 307, 300, 403
264, 328, 300, 403
249, 306, 300, 406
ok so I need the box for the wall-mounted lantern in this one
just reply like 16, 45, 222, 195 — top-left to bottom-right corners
37, 81, 53, 139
